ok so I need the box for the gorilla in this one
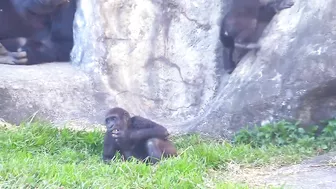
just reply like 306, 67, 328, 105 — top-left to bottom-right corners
0, 0, 76, 65
103, 107, 178, 164
220, 0, 294, 74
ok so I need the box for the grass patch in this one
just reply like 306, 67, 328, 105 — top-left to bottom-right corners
0, 121, 334, 188
233, 120, 336, 152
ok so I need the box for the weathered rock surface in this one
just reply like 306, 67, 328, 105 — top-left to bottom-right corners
0, 63, 112, 128
258, 152, 336, 188
266, 152, 336, 189
220, 151, 336, 188
1, 0, 336, 137
70, 0, 336, 137
191, 0, 336, 137
71, 0, 225, 128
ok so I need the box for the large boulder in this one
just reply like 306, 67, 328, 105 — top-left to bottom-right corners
0, 63, 112, 129
191, 0, 336, 137
71, 0, 336, 137
1, 0, 335, 138
71, 0, 225, 127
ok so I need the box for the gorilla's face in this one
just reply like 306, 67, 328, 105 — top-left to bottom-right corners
105, 108, 130, 134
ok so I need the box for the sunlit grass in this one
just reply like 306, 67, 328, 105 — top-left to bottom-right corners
0, 122, 320, 188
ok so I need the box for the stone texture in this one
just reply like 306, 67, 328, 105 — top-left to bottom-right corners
71, 0, 336, 137
1, 0, 336, 137
71, 0, 226, 129
0, 63, 112, 128
261, 152, 336, 188
218, 151, 336, 188
190, 0, 336, 137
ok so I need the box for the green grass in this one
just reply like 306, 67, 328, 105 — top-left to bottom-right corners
0, 122, 328, 189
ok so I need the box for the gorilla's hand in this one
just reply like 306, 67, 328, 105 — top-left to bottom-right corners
111, 129, 131, 140
0, 44, 28, 65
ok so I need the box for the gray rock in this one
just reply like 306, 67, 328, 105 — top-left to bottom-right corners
0, 63, 112, 129
71, 0, 226, 133
1, 0, 335, 137
71, 0, 336, 137
191, 0, 336, 137
222, 151, 336, 188
262, 152, 336, 189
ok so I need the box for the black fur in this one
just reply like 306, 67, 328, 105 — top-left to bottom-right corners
220, 0, 294, 74
103, 107, 177, 164
0, 0, 75, 65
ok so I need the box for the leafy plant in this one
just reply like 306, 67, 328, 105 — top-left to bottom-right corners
233, 120, 336, 151
315, 119, 336, 150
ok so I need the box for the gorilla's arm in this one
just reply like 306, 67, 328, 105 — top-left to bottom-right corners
19, 36, 73, 64
129, 116, 170, 141
102, 133, 118, 162
12, 0, 67, 15
10, 0, 68, 30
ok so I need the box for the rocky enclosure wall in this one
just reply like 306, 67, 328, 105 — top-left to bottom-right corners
1, 0, 336, 138
71, 0, 336, 137
71, 0, 225, 124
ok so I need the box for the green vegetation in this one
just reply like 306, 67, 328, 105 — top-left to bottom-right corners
0, 120, 335, 188
233, 120, 336, 151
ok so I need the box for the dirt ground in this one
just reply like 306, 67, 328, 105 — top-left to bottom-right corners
209, 151, 336, 188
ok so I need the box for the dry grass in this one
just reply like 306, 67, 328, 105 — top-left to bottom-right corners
0, 118, 17, 129
204, 163, 285, 188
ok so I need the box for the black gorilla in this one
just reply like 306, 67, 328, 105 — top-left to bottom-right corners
103, 107, 178, 164
0, 0, 76, 65
220, 0, 294, 74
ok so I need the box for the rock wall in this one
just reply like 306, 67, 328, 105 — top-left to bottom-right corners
0, 63, 110, 128
72, 0, 226, 126
1, 0, 336, 138
190, 0, 336, 137
71, 0, 336, 137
